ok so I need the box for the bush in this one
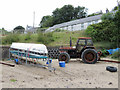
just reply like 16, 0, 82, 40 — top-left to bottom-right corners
54, 28, 68, 32
37, 27, 48, 32
85, 10, 120, 48
100, 48, 109, 57
37, 32, 54, 45
111, 50, 120, 60
24, 33, 31, 41
2, 34, 19, 44
101, 12, 114, 21
94, 41, 116, 49
85, 20, 117, 43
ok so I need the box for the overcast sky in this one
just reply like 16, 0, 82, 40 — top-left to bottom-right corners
0, 0, 117, 31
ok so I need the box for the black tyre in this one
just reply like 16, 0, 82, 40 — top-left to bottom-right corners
106, 66, 117, 72
58, 52, 70, 63
81, 49, 98, 64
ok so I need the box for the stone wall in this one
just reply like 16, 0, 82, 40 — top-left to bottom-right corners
0, 45, 10, 60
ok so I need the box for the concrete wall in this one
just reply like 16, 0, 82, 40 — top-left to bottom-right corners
0, 46, 10, 59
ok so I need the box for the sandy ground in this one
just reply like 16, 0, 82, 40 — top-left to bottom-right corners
0, 59, 119, 88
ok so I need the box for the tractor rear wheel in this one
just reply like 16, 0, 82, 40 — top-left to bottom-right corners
81, 49, 98, 64
58, 52, 70, 63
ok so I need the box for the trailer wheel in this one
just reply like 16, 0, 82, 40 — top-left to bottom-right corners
81, 49, 98, 64
58, 52, 70, 63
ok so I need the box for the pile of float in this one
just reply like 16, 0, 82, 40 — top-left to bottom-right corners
9, 43, 55, 71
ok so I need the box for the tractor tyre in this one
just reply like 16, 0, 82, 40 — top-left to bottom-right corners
81, 49, 98, 64
58, 52, 70, 63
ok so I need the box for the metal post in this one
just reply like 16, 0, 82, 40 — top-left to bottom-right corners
18, 49, 19, 61
26, 49, 28, 65
48, 58, 52, 71
9, 48, 10, 60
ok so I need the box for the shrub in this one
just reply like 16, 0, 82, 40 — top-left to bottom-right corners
54, 28, 68, 32
37, 32, 54, 45
86, 10, 120, 48
37, 27, 48, 32
101, 12, 114, 21
111, 50, 120, 60
24, 33, 31, 41
100, 48, 109, 57
2, 34, 19, 44
85, 20, 117, 43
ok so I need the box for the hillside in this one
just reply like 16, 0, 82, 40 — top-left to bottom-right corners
48, 30, 87, 46
2, 30, 114, 49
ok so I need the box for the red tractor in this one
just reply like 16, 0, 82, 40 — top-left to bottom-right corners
58, 37, 101, 64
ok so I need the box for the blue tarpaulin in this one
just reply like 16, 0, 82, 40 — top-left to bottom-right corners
107, 48, 120, 55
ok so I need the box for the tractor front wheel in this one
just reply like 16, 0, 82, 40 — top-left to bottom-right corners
58, 52, 70, 63
81, 49, 98, 64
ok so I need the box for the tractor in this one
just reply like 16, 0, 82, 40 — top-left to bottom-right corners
58, 37, 101, 64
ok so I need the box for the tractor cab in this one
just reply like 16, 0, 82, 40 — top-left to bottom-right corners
76, 37, 94, 52
76, 37, 93, 46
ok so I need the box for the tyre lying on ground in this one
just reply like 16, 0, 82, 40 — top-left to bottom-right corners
106, 66, 117, 72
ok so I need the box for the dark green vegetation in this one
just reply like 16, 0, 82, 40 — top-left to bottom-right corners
86, 10, 120, 48
85, 9, 120, 59
40, 5, 87, 28
14, 26, 25, 30
13, 25, 25, 33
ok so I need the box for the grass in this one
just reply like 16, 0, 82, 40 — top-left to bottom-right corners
94, 41, 116, 49
111, 50, 120, 60
10, 79, 17, 82
48, 30, 87, 46
1, 30, 86, 46
1, 30, 116, 49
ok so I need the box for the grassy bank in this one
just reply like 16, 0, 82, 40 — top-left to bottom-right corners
1, 31, 86, 46
1, 30, 115, 49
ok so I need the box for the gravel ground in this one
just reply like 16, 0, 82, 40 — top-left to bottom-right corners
0, 59, 119, 88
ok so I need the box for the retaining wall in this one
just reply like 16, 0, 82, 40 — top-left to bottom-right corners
0, 46, 10, 60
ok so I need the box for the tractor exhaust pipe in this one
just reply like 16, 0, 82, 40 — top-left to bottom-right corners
70, 37, 72, 47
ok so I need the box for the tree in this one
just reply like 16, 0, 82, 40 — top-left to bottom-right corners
13, 26, 25, 33
113, 10, 120, 47
52, 5, 87, 25
113, 6, 118, 11
2, 27, 5, 30
85, 10, 120, 47
101, 12, 114, 21
40, 15, 53, 28
40, 4, 87, 28
114, 10, 120, 27
74, 6, 87, 19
